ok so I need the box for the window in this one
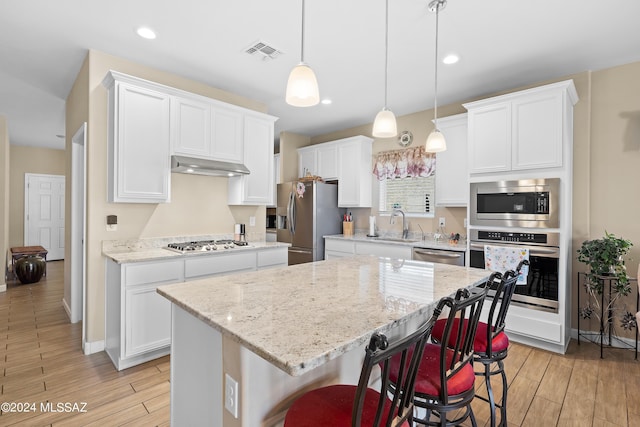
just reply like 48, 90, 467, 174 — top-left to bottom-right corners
374, 146, 436, 217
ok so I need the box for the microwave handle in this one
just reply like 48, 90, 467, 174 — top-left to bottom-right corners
469, 242, 558, 257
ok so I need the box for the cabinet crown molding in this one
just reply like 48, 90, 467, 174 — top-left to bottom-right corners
101, 70, 278, 122
463, 79, 578, 110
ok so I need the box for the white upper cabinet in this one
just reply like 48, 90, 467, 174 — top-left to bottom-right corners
511, 90, 564, 170
337, 136, 373, 208
171, 97, 243, 163
171, 96, 211, 158
298, 143, 338, 180
211, 107, 243, 163
316, 144, 338, 180
298, 146, 317, 178
268, 153, 280, 207
435, 113, 468, 207
467, 103, 511, 174
297, 136, 372, 207
228, 114, 278, 205
464, 80, 578, 175
103, 71, 171, 203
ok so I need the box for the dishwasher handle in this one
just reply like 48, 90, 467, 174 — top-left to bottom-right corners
412, 248, 465, 266
413, 249, 462, 259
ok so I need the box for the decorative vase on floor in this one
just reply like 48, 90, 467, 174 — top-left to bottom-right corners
15, 255, 46, 284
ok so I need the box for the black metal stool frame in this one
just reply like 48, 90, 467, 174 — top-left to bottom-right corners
473, 260, 528, 427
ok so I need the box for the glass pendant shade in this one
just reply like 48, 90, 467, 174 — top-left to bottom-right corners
372, 108, 398, 138
425, 128, 447, 152
286, 63, 320, 107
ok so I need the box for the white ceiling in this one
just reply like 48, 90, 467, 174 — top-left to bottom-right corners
1, 0, 639, 150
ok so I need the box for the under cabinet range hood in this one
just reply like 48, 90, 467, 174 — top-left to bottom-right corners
170, 155, 250, 177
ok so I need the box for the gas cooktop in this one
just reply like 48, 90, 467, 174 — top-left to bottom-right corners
166, 239, 249, 253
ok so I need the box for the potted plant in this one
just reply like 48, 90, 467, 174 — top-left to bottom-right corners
577, 231, 633, 295
577, 231, 635, 337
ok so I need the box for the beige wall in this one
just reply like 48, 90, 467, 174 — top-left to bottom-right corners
577, 62, 640, 336
0, 116, 9, 290
66, 50, 272, 343
8, 146, 65, 248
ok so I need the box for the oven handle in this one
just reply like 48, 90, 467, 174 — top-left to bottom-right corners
469, 242, 559, 257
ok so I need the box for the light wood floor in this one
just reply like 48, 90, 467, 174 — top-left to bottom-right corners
1, 261, 639, 426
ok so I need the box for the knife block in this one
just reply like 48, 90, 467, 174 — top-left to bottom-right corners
343, 221, 354, 236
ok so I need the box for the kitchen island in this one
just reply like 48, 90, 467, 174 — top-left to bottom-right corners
157, 255, 489, 426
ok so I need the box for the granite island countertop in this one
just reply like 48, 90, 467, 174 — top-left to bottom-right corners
157, 255, 488, 376
325, 232, 467, 252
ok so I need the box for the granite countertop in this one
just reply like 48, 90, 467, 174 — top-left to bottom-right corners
157, 255, 488, 376
103, 236, 290, 264
325, 232, 467, 252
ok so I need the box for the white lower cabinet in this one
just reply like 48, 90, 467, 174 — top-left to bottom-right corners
125, 283, 172, 358
325, 239, 356, 259
257, 247, 288, 269
324, 239, 412, 260
105, 246, 287, 370
106, 258, 183, 370
355, 242, 412, 259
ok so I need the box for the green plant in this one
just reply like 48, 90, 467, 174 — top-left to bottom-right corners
576, 231, 633, 295
577, 232, 635, 336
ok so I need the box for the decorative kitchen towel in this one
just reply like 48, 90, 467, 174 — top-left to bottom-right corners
484, 245, 530, 285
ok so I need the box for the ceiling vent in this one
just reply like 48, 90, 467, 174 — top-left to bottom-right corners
244, 40, 283, 60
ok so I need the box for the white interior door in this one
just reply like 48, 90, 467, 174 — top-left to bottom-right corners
24, 173, 65, 260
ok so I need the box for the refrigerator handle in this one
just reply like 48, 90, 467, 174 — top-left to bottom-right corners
288, 190, 296, 235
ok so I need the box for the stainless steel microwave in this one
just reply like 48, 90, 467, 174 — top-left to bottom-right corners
470, 178, 560, 228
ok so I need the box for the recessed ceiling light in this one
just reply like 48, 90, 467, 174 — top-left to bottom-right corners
321, 99, 332, 105
136, 27, 157, 40
443, 54, 459, 65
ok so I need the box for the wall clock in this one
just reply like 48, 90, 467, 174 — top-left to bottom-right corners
398, 131, 413, 147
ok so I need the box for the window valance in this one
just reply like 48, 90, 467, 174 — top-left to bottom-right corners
373, 146, 436, 181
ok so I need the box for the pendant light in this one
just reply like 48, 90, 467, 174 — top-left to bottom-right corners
425, 0, 447, 152
286, 0, 320, 107
372, 0, 397, 138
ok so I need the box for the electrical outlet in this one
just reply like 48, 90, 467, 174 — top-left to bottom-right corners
438, 217, 446, 227
249, 216, 256, 226
225, 373, 239, 418
463, 218, 468, 228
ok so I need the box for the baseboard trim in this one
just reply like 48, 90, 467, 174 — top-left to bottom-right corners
570, 328, 638, 350
0, 284, 6, 293
83, 340, 105, 355
62, 298, 71, 320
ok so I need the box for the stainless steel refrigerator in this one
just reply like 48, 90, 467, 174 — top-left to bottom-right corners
276, 181, 346, 265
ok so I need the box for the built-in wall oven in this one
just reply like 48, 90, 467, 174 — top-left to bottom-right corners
469, 229, 560, 312
470, 178, 560, 228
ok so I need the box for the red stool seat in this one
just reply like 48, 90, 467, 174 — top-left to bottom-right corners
284, 383, 411, 426
432, 319, 510, 354
389, 344, 475, 398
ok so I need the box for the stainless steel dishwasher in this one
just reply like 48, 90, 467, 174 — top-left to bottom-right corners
412, 247, 465, 266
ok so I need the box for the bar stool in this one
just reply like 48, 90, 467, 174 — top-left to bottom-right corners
432, 261, 528, 427
471, 265, 523, 427
283, 310, 439, 426
388, 287, 488, 426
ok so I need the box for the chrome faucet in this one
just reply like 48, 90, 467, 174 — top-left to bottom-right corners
390, 208, 409, 239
